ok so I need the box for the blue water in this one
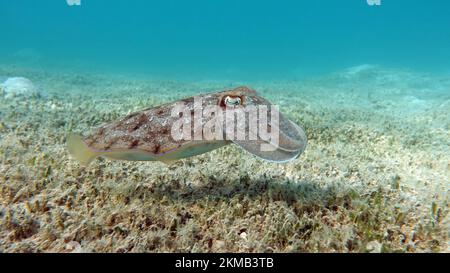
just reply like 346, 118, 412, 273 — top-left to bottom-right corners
1, 0, 449, 80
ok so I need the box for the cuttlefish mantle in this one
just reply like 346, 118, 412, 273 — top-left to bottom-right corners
67, 86, 307, 165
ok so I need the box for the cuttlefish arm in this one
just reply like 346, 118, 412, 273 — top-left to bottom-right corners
232, 119, 307, 163
226, 88, 307, 162
67, 134, 228, 165
67, 86, 307, 165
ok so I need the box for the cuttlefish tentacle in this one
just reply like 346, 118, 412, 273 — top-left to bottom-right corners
67, 86, 307, 165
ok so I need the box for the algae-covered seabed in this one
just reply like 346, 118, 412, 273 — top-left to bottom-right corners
0, 65, 448, 253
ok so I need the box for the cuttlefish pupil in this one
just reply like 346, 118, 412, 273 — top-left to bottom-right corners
224, 96, 242, 106
67, 86, 307, 166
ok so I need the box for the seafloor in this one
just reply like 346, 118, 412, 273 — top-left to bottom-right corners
0, 65, 448, 253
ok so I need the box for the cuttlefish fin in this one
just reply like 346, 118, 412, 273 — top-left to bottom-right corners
67, 133, 99, 166
232, 140, 303, 163
159, 159, 177, 165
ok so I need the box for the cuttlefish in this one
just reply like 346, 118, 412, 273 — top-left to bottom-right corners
67, 87, 307, 165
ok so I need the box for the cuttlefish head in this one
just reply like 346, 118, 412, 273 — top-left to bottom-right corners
212, 86, 307, 163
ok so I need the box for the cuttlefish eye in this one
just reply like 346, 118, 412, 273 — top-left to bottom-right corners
224, 96, 242, 106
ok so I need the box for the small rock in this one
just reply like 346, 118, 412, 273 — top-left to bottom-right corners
366, 240, 382, 253
213, 240, 225, 250
1, 77, 40, 99
66, 241, 83, 253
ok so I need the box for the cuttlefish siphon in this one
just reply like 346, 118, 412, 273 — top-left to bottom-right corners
67, 86, 307, 165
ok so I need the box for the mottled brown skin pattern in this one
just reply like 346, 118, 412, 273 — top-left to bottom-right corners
83, 87, 258, 155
